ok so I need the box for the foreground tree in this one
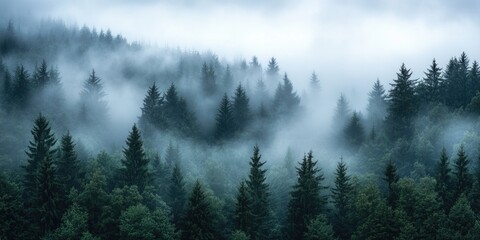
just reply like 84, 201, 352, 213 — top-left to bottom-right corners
286, 151, 327, 240
453, 145, 472, 201
234, 181, 252, 234
120, 124, 149, 191
169, 164, 187, 226
331, 160, 354, 240
384, 160, 400, 208
182, 181, 216, 240
57, 132, 81, 209
436, 148, 453, 211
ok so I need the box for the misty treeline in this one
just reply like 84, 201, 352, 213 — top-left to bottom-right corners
2, 19, 480, 240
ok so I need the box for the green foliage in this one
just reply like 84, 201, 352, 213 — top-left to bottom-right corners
234, 181, 252, 234
119, 204, 177, 240
215, 93, 234, 141
57, 132, 80, 213
331, 160, 353, 240
182, 180, 217, 240
47, 204, 91, 240
453, 145, 472, 201
168, 163, 186, 226
229, 230, 249, 240
344, 112, 365, 150
417, 59, 443, 105
232, 84, 251, 133
120, 124, 150, 191
272, 73, 300, 117
383, 160, 399, 208
286, 151, 327, 240
304, 215, 334, 240
0, 173, 24, 239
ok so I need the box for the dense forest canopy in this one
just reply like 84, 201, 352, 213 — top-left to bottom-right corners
1, 2, 480, 239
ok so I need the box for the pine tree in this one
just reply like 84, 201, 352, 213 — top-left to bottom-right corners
139, 83, 163, 131
334, 93, 351, 130
468, 60, 480, 100
169, 163, 186, 226
309, 71, 320, 91
246, 145, 271, 240
366, 79, 387, 128
386, 63, 417, 140
232, 84, 251, 133
234, 181, 252, 234
2, 67, 12, 107
343, 111, 365, 150
37, 150, 61, 234
272, 73, 300, 116
304, 215, 334, 240
23, 114, 57, 207
223, 65, 234, 90
286, 151, 327, 240
436, 148, 452, 211
182, 180, 216, 240
417, 59, 443, 104
453, 145, 472, 201
384, 160, 399, 208
33, 60, 50, 89
331, 159, 353, 240
120, 124, 149, 191
201, 62, 216, 96
80, 69, 108, 123
57, 132, 80, 213
13, 64, 30, 108
214, 93, 234, 140
266, 57, 280, 80
458, 52, 470, 106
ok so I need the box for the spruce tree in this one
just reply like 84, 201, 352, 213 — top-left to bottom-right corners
309, 71, 320, 91
80, 69, 107, 123
443, 57, 460, 107
286, 151, 327, 240
232, 84, 251, 133
245, 145, 271, 240
120, 124, 149, 191
386, 63, 416, 140
366, 79, 387, 128
13, 64, 30, 108
436, 148, 452, 211
384, 160, 399, 208
333, 93, 351, 130
418, 59, 443, 104
453, 145, 472, 201
343, 111, 365, 150
37, 150, 61, 234
468, 60, 480, 99
24, 114, 57, 207
57, 132, 80, 213
2, 67, 12, 107
214, 93, 234, 140
169, 163, 186, 226
139, 82, 163, 131
457, 52, 470, 106
331, 159, 353, 240
182, 180, 216, 240
223, 65, 234, 90
234, 180, 252, 234
201, 62, 216, 96
266, 57, 280, 80
33, 60, 50, 89
272, 73, 300, 116
165, 142, 180, 169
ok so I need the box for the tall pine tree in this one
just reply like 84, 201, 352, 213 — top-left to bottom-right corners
232, 84, 251, 133
453, 145, 472, 201
234, 180, 252, 234
214, 93, 234, 140
331, 159, 353, 240
182, 180, 216, 240
120, 124, 149, 191
169, 163, 186, 226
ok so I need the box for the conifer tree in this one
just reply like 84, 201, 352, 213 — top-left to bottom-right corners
223, 65, 234, 90
384, 160, 399, 208
165, 142, 180, 169
331, 159, 353, 240
343, 111, 365, 150
366, 79, 387, 128
266, 57, 280, 80
2, 67, 12, 107
417, 59, 443, 104
57, 132, 80, 213
120, 124, 149, 191
232, 84, 251, 133
80, 69, 107, 123
272, 73, 300, 116
468, 61, 480, 99
286, 151, 327, 240
201, 62, 216, 96
333, 93, 351, 130
234, 181, 252, 234
457, 52, 470, 106
245, 145, 271, 240
24, 114, 57, 207
139, 82, 163, 131
182, 180, 216, 240
309, 71, 320, 91
37, 150, 61, 234
13, 64, 30, 108
436, 148, 452, 211
33, 60, 50, 89
304, 215, 334, 240
453, 145, 472, 201
214, 93, 234, 140
169, 163, 186, 226
386, 63, 417, 140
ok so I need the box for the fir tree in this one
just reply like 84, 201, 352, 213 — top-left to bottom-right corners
309, 71, 320, 91
453, 145, 472, 201
468, 60, 480, 98
13, 64, 30, 108
272, 73, 300, 116
386, 63, 417, 140
139, 82, 163, 131
266, 57, 280, 80
333, 93, 351, 130
2, 67, 12, 107
57, 132, 80, 213
343, 111, 365, 150
331, 159, 353, 240
214, 93, 234, 140
120, 124, 149, 191
80, 69, 108, 123
366, 79, 387, 128
436, 148, 452, 211
286, 151, 327, 240
418, 59, 443, 104
165, 142, 180, 169
201, 62, 216, 96
304, 215, 334, 240
246, 145, 271, 240
33, 60, 50, 89
223, 65, 234, 90
384, 160, 399, 208
234, 181, 252, 234
37, 150, 61, 234
182, 180, 216, 240
169, 163, 186, 226
232, 84, 251, 133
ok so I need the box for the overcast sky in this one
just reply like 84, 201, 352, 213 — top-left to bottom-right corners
2, 0, 480, 110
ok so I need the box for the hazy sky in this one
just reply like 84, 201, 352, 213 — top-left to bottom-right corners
2, 0, 480, 110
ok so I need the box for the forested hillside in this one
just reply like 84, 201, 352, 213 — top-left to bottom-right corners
2, 19, 480, 240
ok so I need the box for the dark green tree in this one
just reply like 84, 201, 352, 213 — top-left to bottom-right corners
385, 63, 417, 140
384, 160, 399, 208
12, 65, 30, 108
234, 180, 252, 234
343, 111, 365, 150
232, 84, 251, 133
120, 124, 149, 191
331, 159, 354, 240
417, 59, 443, 104
57, 132, 80, 213
272, 73, 300, 116
286, 151, 327, 240
1, 67, 12, 107
169, 163, 186, 226
304, 215, 334, 240
453, 145, 472, 201
0, 173, 25, 240
80, 69, 108, 123
79, 169, 110, 235
119, 204, 176, 240
182, 180, 216, 240
32, 60, 50, 89
436, 148, 453, 211
366, 79, 387, 129
245, 145, 271, 240
214, 93, 235, 140
468, 60, 480, 99
139, 83, 164, 132
165, 142, 180, 169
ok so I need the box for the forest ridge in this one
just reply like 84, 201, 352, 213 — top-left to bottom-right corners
1, 19, 480, 240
